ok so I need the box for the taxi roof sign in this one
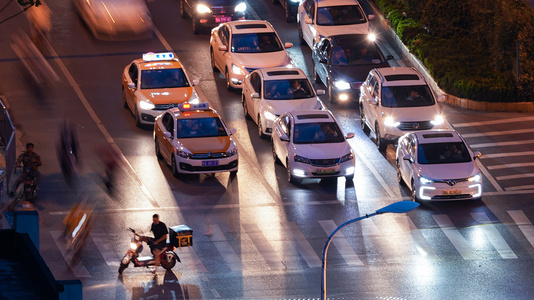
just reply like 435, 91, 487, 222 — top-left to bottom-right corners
143, 52, 175, 61
178, 102, 210, 111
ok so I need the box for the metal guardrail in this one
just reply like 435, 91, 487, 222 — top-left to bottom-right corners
0, 96, 16, 194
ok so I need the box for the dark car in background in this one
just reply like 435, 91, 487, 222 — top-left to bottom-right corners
312, 34, 394, 103
180, 0, 247, 34
273, 0, 301, 23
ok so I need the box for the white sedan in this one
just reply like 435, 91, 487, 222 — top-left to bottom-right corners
242, 67, 325, 138
272, 110, 355, 185
210, 20, 294, 91
396, 130, 483, 201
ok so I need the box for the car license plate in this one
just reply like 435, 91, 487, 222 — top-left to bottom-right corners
202, 160, 219, 167
215, 16, 232, 23
317, 168, 335, 174
443, 190, 461, 195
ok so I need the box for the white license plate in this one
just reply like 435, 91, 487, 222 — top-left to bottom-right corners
443, 190, 461, 195
202, 160, 219, 167
317, 168, 335, 174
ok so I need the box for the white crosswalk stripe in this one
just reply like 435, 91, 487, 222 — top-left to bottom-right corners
470, 212, 517, 259
508, 210, 534, 248
242, 223, 285, 270
433, 215, 477, 260
175, 246, 208, 273
360, 218, 401, 264
285, 222, 322, 268
209, 224, 243, 271
395, 216, 440, 261
91, 233, 120, 268
49, 231, 91, 277
318, 220, 364, 266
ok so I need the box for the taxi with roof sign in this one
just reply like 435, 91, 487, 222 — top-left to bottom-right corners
154, 102, 238, 177
122, 52, 200, 126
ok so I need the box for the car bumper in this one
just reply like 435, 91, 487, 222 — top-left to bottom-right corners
330, 88, 360, 103
289, 160, 355, 179
177, 156, 238, 174
139, 108, 168, 125
383, 122, 450, 143
227, 71, 246, 89
416, 182, 482, 201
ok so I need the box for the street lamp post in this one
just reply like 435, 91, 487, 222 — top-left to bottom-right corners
321, 200, 420, 300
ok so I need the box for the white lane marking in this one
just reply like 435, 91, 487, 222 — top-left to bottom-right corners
90, 233, 120, 268
508, 210, 534, 248
46, 36, 159, 207
176, 246, 208, 273
432, 215, 477, 260
242, 223, 285, 270
470, 212, 517, 259
49, 231, 91, 277
396, 216, 440, 261
461, 128, 534, 138
210, 288, 221, 298
285, 222, 322, 268
482, 151, 534, 159
470, 139, 534, 148
318, 220, 364, 266
246, 0, 260, 20
209, 224, 243, 271
360, 218, 401, 264
351, 143, 397, 198
487, 162, 534, 170
476, 159, 504, 192
497, 173, 534, 181
453, 116, 534, 128
506, 185, 534, 191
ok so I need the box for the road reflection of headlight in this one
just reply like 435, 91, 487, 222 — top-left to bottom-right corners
384, 116, 400, 127
234, 2, 246, 12
139, 100, 155, 110
196, 4, 211, 13
333, 81, 350, 90
431, 114, 445, 125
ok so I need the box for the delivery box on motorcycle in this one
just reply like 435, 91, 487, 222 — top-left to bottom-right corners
169, 225, 193, 248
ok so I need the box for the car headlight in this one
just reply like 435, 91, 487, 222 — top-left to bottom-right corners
263, 110, 277, 121
130, 243, 138, 250
431, 114, 445, 126
419, 176, 433, 184
340, 152, 354, 163
176, 148, 191, 158
139, 100, 155, 110
332, 80, 350, 90
196, 4, 211, 13
226, 147, 238, 156
231, 64, 246, 75
384, 116, 400, 127
368, 33, 376, 42
294, 154, 311, 164
234, 2, 246, 12
468, 174, 481, 182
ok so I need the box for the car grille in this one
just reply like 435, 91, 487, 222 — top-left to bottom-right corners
398, 121, 434, 131
179, 159, 238, 172
310, 158, 339, 167
190, 152, 228, 159
211, 6, 233, 14
431, 194, 473, 200
154, 103, 180, 110
433, 178, 469, 186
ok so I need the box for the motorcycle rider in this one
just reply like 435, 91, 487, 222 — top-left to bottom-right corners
150, 214, 168, 274
9, 142, 42, 197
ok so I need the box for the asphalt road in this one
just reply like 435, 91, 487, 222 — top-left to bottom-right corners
1, 0, 534, 299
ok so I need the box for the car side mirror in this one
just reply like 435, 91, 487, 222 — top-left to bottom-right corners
284, 42, 293, 49
128, 82, 136, 89
251, 92, 260, 99
280, 133, 289, 142
316, 89, 326, 95
473, 151, 482, 159
305, 19, 313, 24
368, 14, 375, 21
403, 153, 411, 162
192, 79, 200, 86
218, 45, 228, 52
346, 132, 355, 139
229, 128, 236, 135
163, 132, 172, 138
437, 94, 446, 102
319, 58, 328, 64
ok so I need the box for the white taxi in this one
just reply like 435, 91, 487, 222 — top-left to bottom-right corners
210, 20, 294, 91
396, 130, 482, 201
271, 110, 355, 185
122, 52, 200, 126
242, 67, 325, 139
154, 103, 238, 177
298, 0, 374, 49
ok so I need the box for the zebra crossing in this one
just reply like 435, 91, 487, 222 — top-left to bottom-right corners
53, 210, 534, 278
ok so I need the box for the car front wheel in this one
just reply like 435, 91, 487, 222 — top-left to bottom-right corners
360, 104, 370, 135
287, 159, 301, 185
375, 123, 387, 151
411, 179, 419, 202
396, 160, 405, 185
242, 95, 251, 119
257, 115, 266, 139
172, 156, 180, 178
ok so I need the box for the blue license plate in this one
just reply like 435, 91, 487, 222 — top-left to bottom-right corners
202, 160, 219, 167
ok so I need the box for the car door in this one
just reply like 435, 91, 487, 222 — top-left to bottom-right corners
401, 135, 417, 188
315, 39, 330, 86
213, 25, 229, 72
249, 72, 263, 125
159, 113, 175, 164
124, 63, 138, 111
299, 0, 315, 47
273, 114, 291, 167
364, 74, 380, 130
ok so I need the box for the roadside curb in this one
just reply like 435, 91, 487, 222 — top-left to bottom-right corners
370, 3, 534, 113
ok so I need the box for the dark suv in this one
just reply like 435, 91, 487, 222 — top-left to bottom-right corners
180, 0, 247, 34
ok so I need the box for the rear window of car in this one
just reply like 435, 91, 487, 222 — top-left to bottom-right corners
418, 142, 472, 164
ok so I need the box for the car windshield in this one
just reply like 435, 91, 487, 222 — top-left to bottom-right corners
263, 79, 314, 100
140, 68, 190, 89
293, 122, 344, 144
316, 5, 366, 26
231, 33, 283, 53
330, 42, 383, 66
381, 85, 435, 107
176, 117, 227, 138
418, 142, 472, 164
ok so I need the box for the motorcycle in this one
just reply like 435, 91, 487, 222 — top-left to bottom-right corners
17, 167, 38, 203
118, 228, 181, 275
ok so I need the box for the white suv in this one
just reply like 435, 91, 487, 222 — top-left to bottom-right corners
359, 67, 449, 151
297, 0, 374, 49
